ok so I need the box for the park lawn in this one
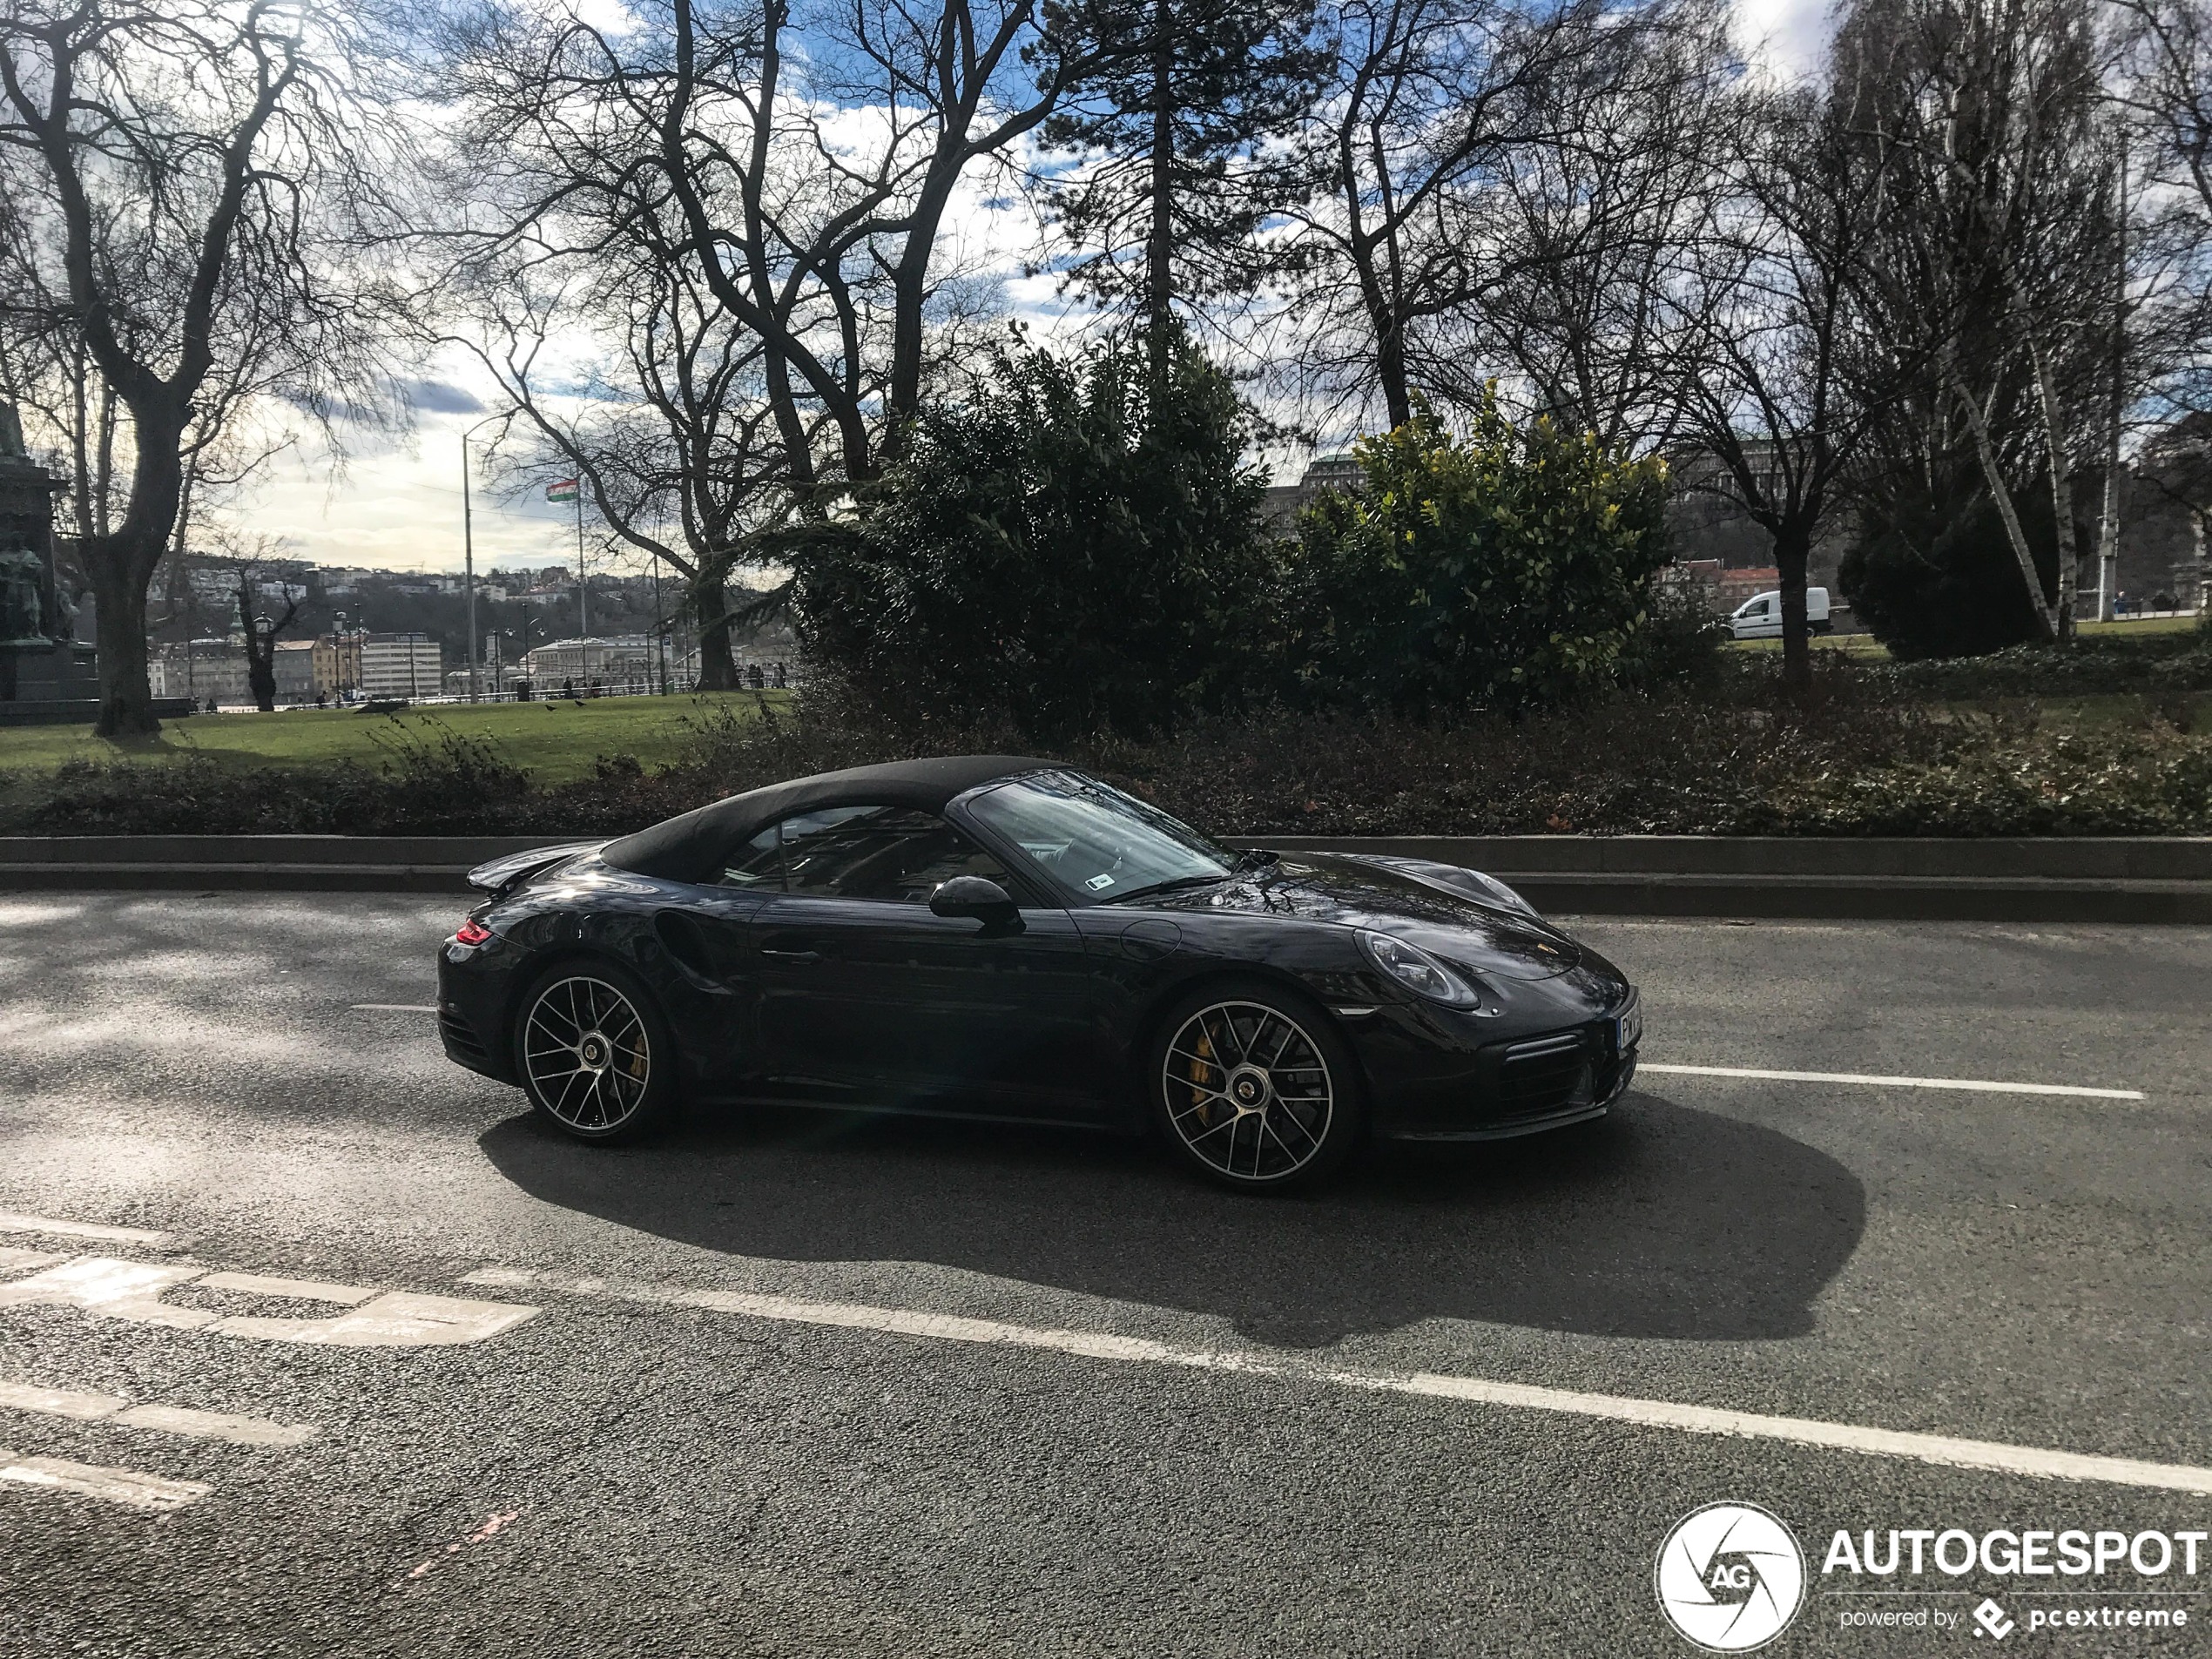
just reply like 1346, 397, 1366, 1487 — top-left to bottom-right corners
2074, 613, 2202, 637
1726, 632, 1892, 658
1728, 615, 2202, 660
0, 691, 779, 786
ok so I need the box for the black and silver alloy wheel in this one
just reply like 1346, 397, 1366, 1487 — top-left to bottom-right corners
517, 969, 669, 1141
1154, 992, 1358, 1190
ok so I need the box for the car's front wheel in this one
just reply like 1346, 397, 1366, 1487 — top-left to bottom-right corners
1149, 981, 1362, 1192
514, 962, 676, 1143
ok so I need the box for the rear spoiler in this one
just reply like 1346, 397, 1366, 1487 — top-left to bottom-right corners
466, 841, 605, 897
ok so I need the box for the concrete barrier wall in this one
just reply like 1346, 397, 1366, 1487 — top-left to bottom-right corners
3, 833, 2210, 878
2, 833, 2206, 920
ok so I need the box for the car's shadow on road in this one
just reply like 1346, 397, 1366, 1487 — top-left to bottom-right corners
478, 1089, 1864, 1349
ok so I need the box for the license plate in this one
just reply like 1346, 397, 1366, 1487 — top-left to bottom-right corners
1614, 999, 1642, 1051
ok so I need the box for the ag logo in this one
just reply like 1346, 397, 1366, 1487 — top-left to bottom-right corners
1655, 1502, 1807, 1652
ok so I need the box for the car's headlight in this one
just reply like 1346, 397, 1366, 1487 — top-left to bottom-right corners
1359, 930, 1480, 1008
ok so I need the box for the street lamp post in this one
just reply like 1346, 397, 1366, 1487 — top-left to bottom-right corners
461, 415, 505, 702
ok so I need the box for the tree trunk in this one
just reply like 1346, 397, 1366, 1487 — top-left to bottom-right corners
94, 381, 115, 538
88, 550, 158, 737
1951, 372, 2057, 640
69, 341, 91, 543
1147, 0, 1176, 386
692, 566, 737, 691
1357, 251, 1411, 429
2030, 341, 2080, 641
1376, 318, 1412, 431
249, 646, 276, 713
1775, 523, 1813, 698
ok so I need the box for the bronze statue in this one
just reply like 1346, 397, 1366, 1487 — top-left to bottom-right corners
0, 550, 49, 643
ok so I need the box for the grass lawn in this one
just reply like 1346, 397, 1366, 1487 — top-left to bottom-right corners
2074, 613, 2202, 637
1726, 632, 1892, 658
1728, 614, 2204, 660
0, 691, 780, 786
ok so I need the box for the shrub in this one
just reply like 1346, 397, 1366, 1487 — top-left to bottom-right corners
1838, 483, 2061, 660
785, 328, 1285, 741
10, 659, 2209, 839
1286, 392, 1672, 712
1875, 624, 2212, 698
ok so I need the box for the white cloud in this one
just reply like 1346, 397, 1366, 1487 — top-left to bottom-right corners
1737, 0, 1835, 80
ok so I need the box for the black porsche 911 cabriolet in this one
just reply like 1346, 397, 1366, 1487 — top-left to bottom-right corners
437, 755, 1640, 1191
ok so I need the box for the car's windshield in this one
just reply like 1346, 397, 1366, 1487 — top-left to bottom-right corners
967, 771, 1232, 903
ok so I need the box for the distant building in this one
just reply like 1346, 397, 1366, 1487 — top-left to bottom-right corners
151, 640, 252, 705
521, 635, 656, 688
1261, 453, 1364, 527
311, 632, 362, 696
272, 638, 318, 702
360, 632, 442, 698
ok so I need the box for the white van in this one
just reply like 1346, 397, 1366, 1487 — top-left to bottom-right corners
1728, 587, 1831, 639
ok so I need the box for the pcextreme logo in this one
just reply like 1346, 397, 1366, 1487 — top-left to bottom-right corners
1656, 1502, 1809, 1652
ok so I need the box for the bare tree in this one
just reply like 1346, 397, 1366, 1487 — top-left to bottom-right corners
440, 0, 1082, 678
1470, 0, 1735, 451
0, 0, 408, 734
1842, 0, 2117, 642
442, 0, 1085, 516
1278, 0, 1717, 435
223, 536, 302, 712
1659, 71, 1895, 693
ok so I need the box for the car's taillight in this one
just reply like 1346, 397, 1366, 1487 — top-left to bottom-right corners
455, 919, 493, 947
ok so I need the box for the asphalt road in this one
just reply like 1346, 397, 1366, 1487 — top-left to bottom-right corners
0, 894, 2206, 1657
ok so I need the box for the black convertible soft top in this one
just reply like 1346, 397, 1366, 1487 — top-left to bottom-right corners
600, 754, 1060, 883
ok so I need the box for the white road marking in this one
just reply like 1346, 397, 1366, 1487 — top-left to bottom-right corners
0, 1381, 124, 1421
0, 1257, 537, 1348
110, 1406, 316, 1447
213, 1291, 537, 1348
465, 1268, 2212, 1497
198, 1271, 379, 1306
0, 1211, 173, 1246
0, 1380, 317, 1447
0, 1258, 213, 1327
349, 1003, 437, 1013
1638, 1063, 2146, 1100
0, 1448, 211, 1511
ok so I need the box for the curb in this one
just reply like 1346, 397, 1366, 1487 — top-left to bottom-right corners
1, 833, 2207, 921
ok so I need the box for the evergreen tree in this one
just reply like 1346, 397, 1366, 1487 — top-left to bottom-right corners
1039, 0, 1329, 381
786, 327, 1284, 739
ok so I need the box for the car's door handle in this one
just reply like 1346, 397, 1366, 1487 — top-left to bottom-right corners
759, 946, 822, 964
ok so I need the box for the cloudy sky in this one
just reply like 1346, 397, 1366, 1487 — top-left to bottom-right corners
238, 0, 1837, 577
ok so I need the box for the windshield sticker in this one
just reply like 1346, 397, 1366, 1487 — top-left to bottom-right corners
1086, 873, 1116, 891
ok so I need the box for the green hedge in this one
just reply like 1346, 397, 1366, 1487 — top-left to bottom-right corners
10, 663, 2208, 839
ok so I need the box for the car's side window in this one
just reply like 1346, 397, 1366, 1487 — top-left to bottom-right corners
717, 823, 785, 890
779, 806, 1015, 904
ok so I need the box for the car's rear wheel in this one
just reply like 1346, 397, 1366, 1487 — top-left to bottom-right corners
1150, 982, 1361, 1192
514, 962, 675, 1143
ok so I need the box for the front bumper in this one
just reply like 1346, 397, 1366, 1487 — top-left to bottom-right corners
1348, 993, 1642, 1143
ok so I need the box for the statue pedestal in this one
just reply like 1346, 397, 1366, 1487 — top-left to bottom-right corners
0, 637, 98, 725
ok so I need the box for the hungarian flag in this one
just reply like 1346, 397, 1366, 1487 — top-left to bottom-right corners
546, 478, 578, 502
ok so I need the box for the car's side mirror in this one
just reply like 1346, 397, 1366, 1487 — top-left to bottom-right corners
929, 876, 1022, 932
